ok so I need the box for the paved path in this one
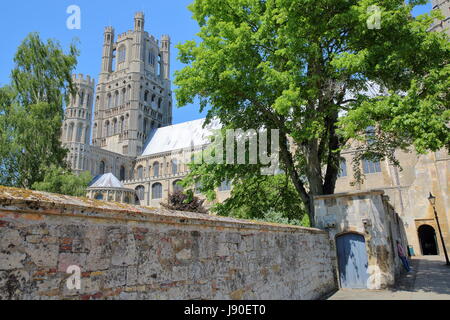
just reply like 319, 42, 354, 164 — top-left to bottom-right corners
328, 256, 450, 300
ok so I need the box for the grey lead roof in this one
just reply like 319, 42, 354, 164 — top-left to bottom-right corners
141, 118, 221, 156
88, 173, 124, 189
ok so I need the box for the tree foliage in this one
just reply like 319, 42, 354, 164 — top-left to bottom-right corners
175, 0, 449, 225
254, 209, 309, 227
0, 33, 79, 188
32, 166, 92, 197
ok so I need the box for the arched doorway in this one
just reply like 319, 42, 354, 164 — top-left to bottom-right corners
336, 233, 369, 289
418, 225, 438, 255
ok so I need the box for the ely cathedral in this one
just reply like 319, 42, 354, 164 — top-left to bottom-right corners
61, 12, 228, 207
60, 6, 450, 260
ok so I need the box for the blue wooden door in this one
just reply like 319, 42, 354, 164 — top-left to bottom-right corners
336, 233, 369, 289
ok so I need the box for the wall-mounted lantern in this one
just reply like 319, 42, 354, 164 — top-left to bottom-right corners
362, 218, 372, 228
428, 192, 450, 266
325, 222, 336, 229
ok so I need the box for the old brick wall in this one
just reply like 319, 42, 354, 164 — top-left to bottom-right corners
0, 187, 336, 300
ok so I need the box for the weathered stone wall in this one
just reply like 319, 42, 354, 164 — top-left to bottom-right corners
314, 190, 406, 290
0, 187, 336, 300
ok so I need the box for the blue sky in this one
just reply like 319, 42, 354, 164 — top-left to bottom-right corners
0, 1, 432, 124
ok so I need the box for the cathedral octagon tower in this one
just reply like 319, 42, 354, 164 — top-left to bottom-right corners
92, 12, 173, 157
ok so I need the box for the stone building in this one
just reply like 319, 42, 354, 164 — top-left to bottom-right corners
429, 0, 450, 35
62, 12, 231, 207
322, 1, 450, 276
314, 190, 406, 289
334, 146, 449, 261
62, 10, 449, 263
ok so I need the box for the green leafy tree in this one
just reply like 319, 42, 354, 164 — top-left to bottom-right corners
0, 33, 79, 188
175, 0, 449, 225
0, 86, 19, 186
32, 166, 92, 197
255, 209, 309, 227
183, 168, 308, 223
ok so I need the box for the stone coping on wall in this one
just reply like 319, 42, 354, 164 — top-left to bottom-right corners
313, 189, 385, 201
0, 186, 324, 234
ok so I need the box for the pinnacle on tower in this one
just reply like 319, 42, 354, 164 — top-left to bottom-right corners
134, 12, 145, 31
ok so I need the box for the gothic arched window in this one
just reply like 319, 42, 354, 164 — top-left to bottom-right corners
125, 114, 129, 131
135, 185, 145, 202
120, 166, 126, 181
76, 124, 83, 142
107, 94, 112, 108
118, 46, 126, 63
153, 162, 160, 177
99, 161, 105, 175
149, 51, 155, 65
105, 121, 110, 137
121, 88, 126, 105
138, 114, 143, 132
113, 118, 118, 134
80, 91, 85, 107
171, 159, 178, 175
114, 91, 119, 107
67, 123, 74, 141
85, 126, 90, 144
143, 118, 148, 134
137, 166, 144, 179
157, 55, 162, 77
158, 97, 162, 109
93, 123, 98, 139
173, 180, 183, 193
120, 116, 125, 132
152, 183, 163, 199
339, 158, 348, 178
128, 85, 132, 101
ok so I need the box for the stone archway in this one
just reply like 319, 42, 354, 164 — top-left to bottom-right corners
418, 224, 438, 255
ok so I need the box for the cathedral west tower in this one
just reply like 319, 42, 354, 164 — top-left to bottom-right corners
93, 12, 173, 157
